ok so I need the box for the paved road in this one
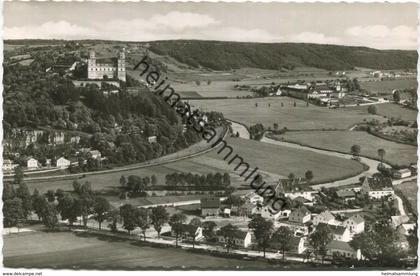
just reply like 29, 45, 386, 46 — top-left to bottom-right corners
394, 195, 407, 216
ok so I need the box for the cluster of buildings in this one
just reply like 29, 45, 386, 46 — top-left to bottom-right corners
180, 173, 413, 260
2, 148, 104, 174
279, 80, 347, 105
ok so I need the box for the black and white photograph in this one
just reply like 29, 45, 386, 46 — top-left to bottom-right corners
1, 0, 418, 273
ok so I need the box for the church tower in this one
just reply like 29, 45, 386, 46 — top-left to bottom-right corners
87, 50, 96, 79
117, 48, 126, 82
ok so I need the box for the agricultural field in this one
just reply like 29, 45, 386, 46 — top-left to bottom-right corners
353, 103, 417, 122
360, 79, 417, 94
275, 130, 417, 166
4, 231, 305, 269
190, 97, 385, 130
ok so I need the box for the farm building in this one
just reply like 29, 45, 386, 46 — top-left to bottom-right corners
216, 230, 252, 248
201, 197, 221, 216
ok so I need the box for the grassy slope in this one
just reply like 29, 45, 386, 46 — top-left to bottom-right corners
4, 231, 306, 269
276, 130, 417, 166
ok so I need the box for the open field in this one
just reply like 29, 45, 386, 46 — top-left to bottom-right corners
190, 97, 385, 130
275, 130, 417, 166
360, 79, 417, 94
4, 231, 307, 269
395, 181, 417, 216
24, 137, 364, 205
353, 103, 417, 122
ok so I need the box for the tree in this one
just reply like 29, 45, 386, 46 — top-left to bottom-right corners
41, 202, 59, 230
57, 194, 80, 226
16, 182, 32, 217
207, 80, 212, 85
202, 221, 217, 241
248, 216, 274, 258
293, 101, 297, 107
14, 166, 24, 185
188, 218, 202, 248
3, 198, 25, 228
120, 175, 126, 187
377, 148, 386, 164
407, 224, 418, 255
219, 223, 239, 253
305, 170, 314, 183
107, 208, 121, 232
273, 123, 279, 131
393, 90, 401, 103
150, 206, 169, 238
137, 208, 150, 241
351, 144, 361, 158
32, 189, 46, 221
93, 197, 111, 230
120, 204, 138, 234
169, 213, 187, 247
271, 226, 294, 260
151, 175, 157, 186
368, 105, 377, 115
309, 224, 333, 263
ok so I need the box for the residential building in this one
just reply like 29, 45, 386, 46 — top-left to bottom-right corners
327, 240, 361, 259
391, 215, 410, 229
172, 224, 203, 242
360, 177, 394, 199
336, 190, 356, 202
244, 193, 264, 205
272, 236, 307, 254
343, 214, 365, 234
56, 157, 71, 169
277, 221, 309, 237
89, 150, 102, 160
289, 206, 311, 224
398, 223, 416, 236
26, 157, 39, 170
201, 197, 221, 216
3, 159, 18, 173
313, 211, 337, 226
148, 136, 157, 144
322, 223, 351, 242
217, 230, 252, 248
393, 168, 412, 179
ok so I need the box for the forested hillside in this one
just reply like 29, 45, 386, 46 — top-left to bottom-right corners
3, 46, 206, 166
149, 40, 417, 71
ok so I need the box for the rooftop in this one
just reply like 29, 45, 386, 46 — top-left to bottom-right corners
201, 197, 221, 209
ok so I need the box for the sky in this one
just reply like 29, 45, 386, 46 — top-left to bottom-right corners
3, 1, 418, 50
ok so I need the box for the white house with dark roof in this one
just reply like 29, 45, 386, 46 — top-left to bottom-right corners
26, 157, 39, 170
217, 230, 252, 248
56, 157, 71, 169
320, 223, 351, 242
343, 214, 365, 234
289, 206, 311, 224
360, 177, 394, 199
313, 211, 338, 226
327, 240, 362, 259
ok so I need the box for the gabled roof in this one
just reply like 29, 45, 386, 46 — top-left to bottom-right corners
361, 176, 393, 191
216, 229, 249, 240
346, 214, 364, 224
316, 211, 335, 221
327, 240, 355, 252
201, 197, 221, 209
319, 223, 347, 235
290, 206, 310, 216
336, 190, 356, 198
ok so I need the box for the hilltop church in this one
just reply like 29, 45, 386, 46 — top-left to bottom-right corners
87, 49, 126, 82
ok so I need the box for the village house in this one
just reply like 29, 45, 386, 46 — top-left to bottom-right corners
397, 223, 416, 236
243, 193, 264, 205
343, 214, 365, 234
56, 157, 71, 169
321, 223, 351, 242
391, 215, 410, 229
148, 136, 157, 144
201, 197, 221, 217
289, 206, 311, 224
3, 159, 18, 173
278, 221, 309, 237
313, 211, 339, 226
26, 157, 40, 170
360, 177, 394, 199
393, 168, 412, 179
272, 236, 307, 255
336, 190, 356, 202
88, 150, 102, 160
217, 230, 252, 248
327, 240, 361, 260
172, 224, 204, 242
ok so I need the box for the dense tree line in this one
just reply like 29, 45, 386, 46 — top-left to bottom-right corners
149, 41, 417, 71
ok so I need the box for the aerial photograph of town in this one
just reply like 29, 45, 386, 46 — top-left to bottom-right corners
1, 1, 418, 273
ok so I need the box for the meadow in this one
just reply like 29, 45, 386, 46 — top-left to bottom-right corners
360, 79, 417, 94
276, 130, 417, 166
3, 231, 307, 269
353, 103, 417, 122
394, 181, 417, 216
190, 97, 385, 130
